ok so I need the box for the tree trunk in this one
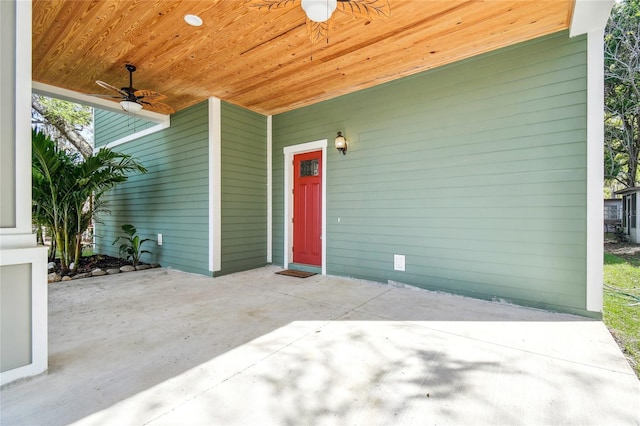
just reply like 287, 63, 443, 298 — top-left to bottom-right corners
55, 232, 67, 272
72, 208, 83, 272
625, 118, 638, 188
36, 225, 44, 245
73, 233, 82, 273
49, 238, 57, 262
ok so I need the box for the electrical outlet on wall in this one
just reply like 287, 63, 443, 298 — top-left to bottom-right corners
157, 234, 163, 246
394, 254, 405, 271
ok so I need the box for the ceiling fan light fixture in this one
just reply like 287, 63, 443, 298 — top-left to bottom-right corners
120, 100, 143, 113
301, 0, 337, 22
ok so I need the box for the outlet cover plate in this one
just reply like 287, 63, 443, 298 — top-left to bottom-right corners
394, 254, 405, 271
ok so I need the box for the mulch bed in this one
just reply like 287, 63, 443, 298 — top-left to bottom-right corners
50, 254, 149, 277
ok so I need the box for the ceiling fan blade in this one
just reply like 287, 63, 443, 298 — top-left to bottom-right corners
337, 0, 390, 19
134, 89, 168, 102
246, 0, 297, 11
140, 101, 174, 115
96, 80, 128, 96
306, 18, 330, 44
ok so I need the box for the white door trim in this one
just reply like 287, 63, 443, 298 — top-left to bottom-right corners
283, 140, 327, 275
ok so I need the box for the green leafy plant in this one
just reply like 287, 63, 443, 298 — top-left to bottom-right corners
614, 226, 629, 243
112, 224, 152, 267
32, 130, 147, 272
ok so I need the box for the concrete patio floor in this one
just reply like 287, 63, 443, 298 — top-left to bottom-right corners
1, 266, 639, 425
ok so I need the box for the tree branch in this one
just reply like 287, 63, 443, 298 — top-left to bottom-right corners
32, 95, 93, 159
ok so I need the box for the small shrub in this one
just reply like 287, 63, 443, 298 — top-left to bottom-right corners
112, 224, 152, 267
614, 226, 629, 243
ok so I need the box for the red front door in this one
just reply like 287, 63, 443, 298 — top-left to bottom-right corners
293, 150, 322, 266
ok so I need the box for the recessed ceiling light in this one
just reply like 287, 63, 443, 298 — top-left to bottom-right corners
184, 14, 203, 27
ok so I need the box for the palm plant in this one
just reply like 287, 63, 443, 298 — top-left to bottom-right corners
113, 224, 152, 267
32, 130, 147, 272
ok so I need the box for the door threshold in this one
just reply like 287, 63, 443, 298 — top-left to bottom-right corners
288, 263, 322, 274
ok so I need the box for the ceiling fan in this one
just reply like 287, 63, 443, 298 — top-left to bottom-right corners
94, 64, 174, 115
248, 0, 390, 43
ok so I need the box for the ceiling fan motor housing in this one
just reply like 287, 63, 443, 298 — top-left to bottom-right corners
122, 64, 138, 96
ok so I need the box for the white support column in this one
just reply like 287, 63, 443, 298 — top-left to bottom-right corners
585, 30, 605, 313
0, 0, 49, 386
570, 0, 613, 313
570, 0, 614, 312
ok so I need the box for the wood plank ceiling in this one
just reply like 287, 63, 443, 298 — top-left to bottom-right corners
32, 0, 574, 116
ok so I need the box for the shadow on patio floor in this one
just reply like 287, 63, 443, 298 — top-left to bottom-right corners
1, 266, 638, 425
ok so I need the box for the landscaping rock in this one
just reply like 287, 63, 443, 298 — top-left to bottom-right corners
47, 272, 62, 283
107, 269, 121, 275
47, 262, 56, 271
120, 265, 136, 273
136, 265, 151, 270
151, 263, 161, 268
61, 276, 72, 281
91, 268, 107, 276
72, 273, 91, 280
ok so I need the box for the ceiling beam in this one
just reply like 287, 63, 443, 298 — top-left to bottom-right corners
32, 82, 169, 123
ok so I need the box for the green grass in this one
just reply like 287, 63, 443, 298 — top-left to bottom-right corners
51, 246, 94, 259
603, 253, 640, 377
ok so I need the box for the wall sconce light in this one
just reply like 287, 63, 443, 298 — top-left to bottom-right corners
335, 131, 347, 155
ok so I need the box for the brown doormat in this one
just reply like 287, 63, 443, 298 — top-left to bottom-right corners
276, 269, 317, 278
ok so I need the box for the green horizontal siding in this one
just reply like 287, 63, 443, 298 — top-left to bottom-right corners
94, 102, 210, 275
94, 109, 157, 147
218, 102, 267, 275
273, 31, 589, 314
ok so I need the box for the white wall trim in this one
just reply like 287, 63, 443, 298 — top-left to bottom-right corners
586, 30, 605, 313
97, 120, 170, 151
283, 139, 327, 275
267, 116, 273, 263
570, 0, 614, 37
0, 246, 49, 386
209, 98, 222, 272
